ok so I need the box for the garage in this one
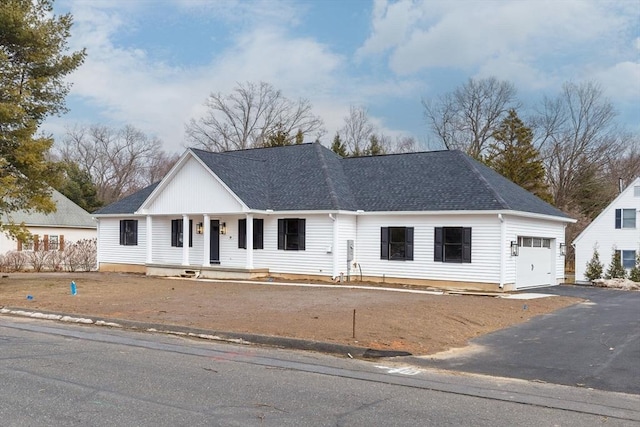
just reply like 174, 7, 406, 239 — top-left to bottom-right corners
516, 236, 553, 289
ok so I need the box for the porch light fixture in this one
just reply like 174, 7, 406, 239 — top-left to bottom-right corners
510, 241, 519, 257
196, 222, 203, 234
219, 222, 227, 235
559, 243, 566, 256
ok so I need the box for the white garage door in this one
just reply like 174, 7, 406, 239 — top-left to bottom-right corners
516, 237, 552, 289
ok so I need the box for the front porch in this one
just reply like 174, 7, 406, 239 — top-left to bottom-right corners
145, 263, 269, 280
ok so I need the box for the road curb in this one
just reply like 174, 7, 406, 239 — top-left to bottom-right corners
0, 306, 411, 359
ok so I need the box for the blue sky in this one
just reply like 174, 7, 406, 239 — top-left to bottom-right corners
46, 0, 640, 154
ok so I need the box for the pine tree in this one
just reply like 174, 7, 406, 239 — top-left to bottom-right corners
584, 247, 604, 281
0, 0, 86, 239
295, 129, 304, 145
604, 248, 627, 279
330, 132, 347, 157
364, 134, 386, 156
263, 122, 291, 147
629, 252, 640, 283
55, 161, 103, 213
485, 110, 552, 202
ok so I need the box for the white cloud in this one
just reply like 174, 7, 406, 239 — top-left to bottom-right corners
592, 61, 640, 102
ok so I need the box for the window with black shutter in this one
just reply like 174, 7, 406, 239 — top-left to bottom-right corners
434, 227, 471, 263
277, 218, 305, 250
380, 227, 414, 261
238, 218, 264, 249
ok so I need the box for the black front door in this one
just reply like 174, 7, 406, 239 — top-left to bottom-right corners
210, 220, 220, 263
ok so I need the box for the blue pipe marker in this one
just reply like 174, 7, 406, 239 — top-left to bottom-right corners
70, 281, 77, 296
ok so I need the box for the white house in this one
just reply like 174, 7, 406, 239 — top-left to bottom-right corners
0, 189, 97, 253
94, 143, 574, 291
574, 177, 640, 283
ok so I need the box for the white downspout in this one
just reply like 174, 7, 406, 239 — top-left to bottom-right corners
329, 213, 339, 279
498, 213, 505, 289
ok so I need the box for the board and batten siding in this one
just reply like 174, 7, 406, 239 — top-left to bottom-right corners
354, 214, 502, 284
98, 217, 146, 265
574, 181, 640, 282
145, 156, 244, 215
504, 215, 566, 285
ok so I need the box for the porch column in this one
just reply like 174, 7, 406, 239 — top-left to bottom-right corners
146, 215, 153, 264
182, 214, 189, 266
202, 214, 211, 267
246, 213, 254, 269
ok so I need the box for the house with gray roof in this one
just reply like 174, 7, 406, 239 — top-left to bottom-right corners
94, 142, 574, 290
0, 189, 96, 254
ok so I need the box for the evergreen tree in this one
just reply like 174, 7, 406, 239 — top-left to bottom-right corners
604, 248, 627, 279
295, 129, 304, 145
55, 161, 103, 213
330, 132, 347, 157
364, 134, 386, 156
0, 0, 86, 240
262, 122, 291, 147
485, 110, 552, 202
629, 252, 640, 283
584, 247, 604, 281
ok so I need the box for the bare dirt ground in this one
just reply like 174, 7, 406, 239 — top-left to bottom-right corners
0, 272, 581, 356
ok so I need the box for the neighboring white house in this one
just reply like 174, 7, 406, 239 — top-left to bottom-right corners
574, 177, 640, 283
0, 189, 97, 254
94, 143, 574, 291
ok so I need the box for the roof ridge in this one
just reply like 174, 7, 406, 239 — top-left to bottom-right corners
456, 151, 510, 209
314, 143, 343, 210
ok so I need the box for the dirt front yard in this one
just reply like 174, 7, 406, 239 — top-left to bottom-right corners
0, 272, 581, 356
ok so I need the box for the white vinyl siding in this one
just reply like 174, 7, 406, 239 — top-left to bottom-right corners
98, 218, 146, 265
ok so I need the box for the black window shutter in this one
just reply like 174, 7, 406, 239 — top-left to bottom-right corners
380, 227, 389, 259
298, 219, 306, 250
238, 219, 246, 249
615, 209, 621, 229
171, 220, 177, 246
405, 227, 414, 261
277, 219, 285, 250
254, 219, 263, 249
189, 220, 193, 247
434, 227, 443, 262
462, 227, 472, 263
119, 220, 125, 245
132, 220, 138, 245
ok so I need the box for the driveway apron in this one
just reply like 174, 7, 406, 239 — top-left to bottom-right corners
410, 286, 640, 394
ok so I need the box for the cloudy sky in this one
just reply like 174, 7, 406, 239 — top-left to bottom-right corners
46, 0, 640, 154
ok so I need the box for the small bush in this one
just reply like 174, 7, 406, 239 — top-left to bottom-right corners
47, 250, 64, 271
584, 247, 604, 281
3, 251, 27, 272
63, 238, 97, 272
27, 249, 50, 272
629, 252, 640, 283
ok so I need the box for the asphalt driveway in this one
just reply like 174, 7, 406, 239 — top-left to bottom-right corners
410, 285, 640, 394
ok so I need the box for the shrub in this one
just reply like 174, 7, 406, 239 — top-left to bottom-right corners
63, 239, 97, 272
27, 249, 50, 272
47, 250, 64, 271
584, 247, 604, 281
3, 251, 27, 272
604, 248, 626, 279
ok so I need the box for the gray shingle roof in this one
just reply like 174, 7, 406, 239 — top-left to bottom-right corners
93, 183, 159, 215
3, 189, 96, 228
95, 143, 569, 219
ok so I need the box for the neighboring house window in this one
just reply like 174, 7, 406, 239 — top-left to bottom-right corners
634, 186, 640, 197
277, 219, 305, 250
119, 220, 138, 246
238, 218, 264, 249
48, 235, 59, 251
171, 219, 193, 247
434, 227, 472, 263
380, 227, 414, 261
620, 250, 636, 269
615, 209, 636, 229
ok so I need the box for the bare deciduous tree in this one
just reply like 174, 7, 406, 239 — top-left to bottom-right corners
423, 77, 519, 159
340, 106, 376, 156
58, 124, 172, 204
185, 81, 325, 152
533, 81, 622, 211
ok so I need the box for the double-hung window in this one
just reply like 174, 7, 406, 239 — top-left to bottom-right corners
171, 219, 193, 247
119, 220, 138, 246
380, 227, 414, 261
278, 219, 305, 250
238, 218, 264, 249
434, 227, 472, 263
615, 209, 637, 229
620, 250, 637, 269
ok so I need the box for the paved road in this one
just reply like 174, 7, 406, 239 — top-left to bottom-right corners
1, 317, 638, 426
410, 286, 640, 394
